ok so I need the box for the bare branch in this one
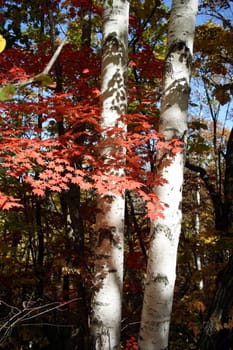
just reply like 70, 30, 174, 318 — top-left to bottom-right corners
0, 297, 80, 345
14, 38, 67, 89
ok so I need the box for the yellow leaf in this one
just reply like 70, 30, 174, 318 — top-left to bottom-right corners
0, 34, 6, 53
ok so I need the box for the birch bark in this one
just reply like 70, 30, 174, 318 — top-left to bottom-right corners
139, 1, 198, 349
90, 1, 129, 349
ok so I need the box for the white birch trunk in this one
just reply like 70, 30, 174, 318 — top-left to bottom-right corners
139, 1, 198, 349
90, 1, 129, 349
195, 177, 203, 290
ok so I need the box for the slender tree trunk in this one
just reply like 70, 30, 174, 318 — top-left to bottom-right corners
36, 199, 44, 297
90, 0, 129, 349
35, 114, 44, 298
224, 127, 233, 235
138, 1, 197, 349
47, 0, 86, 252
81, 0, 92, 48
194, 177, 203, 290
199, 255, 233, 350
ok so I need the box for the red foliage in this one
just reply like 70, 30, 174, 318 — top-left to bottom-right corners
0, 27, 172, 218
124, 336, 138, 350
0, 193, 22, 210
129, 41, 164, 80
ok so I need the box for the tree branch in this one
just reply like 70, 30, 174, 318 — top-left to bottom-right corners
0, 297, 80, 345
14, 38, 67, 89
185, 160, 217, 203
185, 159, 225, 230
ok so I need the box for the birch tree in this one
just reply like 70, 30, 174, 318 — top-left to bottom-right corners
139, 1, 198, 349
89, 0, 129, 349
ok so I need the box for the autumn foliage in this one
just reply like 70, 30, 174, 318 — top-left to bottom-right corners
0, 0, 232, 349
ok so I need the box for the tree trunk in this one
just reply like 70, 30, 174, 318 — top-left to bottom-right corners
199, 128, 233, 349
199, 255, 233, 350
89, 0, 129, 349
81, 0, 92, 48
138, 1, 197, 349
224, 127, 233, 235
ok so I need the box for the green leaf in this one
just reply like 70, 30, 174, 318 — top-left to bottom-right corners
0, 84, 16, 101
35, 74, 54, 87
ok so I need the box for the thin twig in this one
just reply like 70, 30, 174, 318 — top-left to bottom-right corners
0, 297, 80, 345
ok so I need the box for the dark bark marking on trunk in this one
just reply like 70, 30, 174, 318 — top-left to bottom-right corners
165, 40, 192, 74
90, 326, 111, 350
153, 223, 173, 242
154, 274, 169, 286
103, 32, 119, 51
